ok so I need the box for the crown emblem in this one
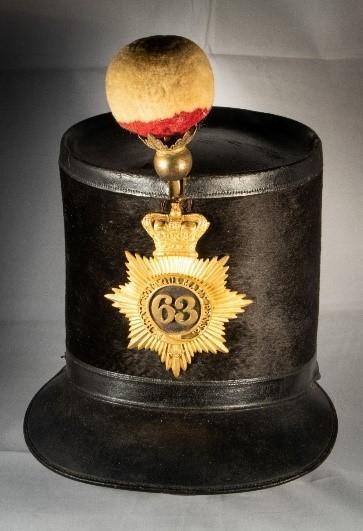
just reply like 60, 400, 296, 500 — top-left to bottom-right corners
142, 202, 210, 258
105, 201, 253, 378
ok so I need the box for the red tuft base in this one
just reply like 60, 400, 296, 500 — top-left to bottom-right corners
120, 108, 209, 137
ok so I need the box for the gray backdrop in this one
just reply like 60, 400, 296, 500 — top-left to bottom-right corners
0, 1, 362, 530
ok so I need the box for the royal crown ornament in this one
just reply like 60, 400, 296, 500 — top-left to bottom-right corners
105, 201, 253, 378
142, 201, 209, 258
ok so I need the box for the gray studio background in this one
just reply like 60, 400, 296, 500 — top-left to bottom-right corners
0, 1, 362, 530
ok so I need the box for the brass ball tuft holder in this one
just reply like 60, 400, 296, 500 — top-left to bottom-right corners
140, 126, 196, 202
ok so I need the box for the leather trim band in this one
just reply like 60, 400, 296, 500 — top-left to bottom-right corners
66, 351, 320, 411
59, 140, 322, 199
59, 106, 322, 199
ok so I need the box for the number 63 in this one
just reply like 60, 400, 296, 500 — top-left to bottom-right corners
151, 294, 198, 327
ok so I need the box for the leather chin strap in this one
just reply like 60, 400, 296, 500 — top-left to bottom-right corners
66, 351, 320, 411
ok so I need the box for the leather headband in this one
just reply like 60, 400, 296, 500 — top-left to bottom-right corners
66, 351, 320, 411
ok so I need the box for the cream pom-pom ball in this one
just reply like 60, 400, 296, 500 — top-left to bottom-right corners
106, 35, 214, 138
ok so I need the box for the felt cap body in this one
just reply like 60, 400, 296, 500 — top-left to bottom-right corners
24, 107, 337, 493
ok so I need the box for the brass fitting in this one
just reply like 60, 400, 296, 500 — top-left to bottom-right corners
140, 127, 196, 200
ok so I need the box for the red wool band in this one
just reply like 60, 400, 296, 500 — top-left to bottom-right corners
120, 108, 209, 138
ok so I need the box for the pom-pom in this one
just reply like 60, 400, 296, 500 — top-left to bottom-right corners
106, 35, 214, 138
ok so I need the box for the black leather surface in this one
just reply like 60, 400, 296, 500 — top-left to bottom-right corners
59, 107, 322, 198
66, 350, 320, 410
24, 369, 337, 494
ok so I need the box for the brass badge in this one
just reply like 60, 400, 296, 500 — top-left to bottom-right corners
105, 202, 252, 377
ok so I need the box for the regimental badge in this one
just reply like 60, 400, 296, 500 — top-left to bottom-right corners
105, 202, 253, 378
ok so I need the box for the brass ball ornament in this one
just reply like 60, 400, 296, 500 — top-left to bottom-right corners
153, 147, 192, 181
141, 127, 196, 182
